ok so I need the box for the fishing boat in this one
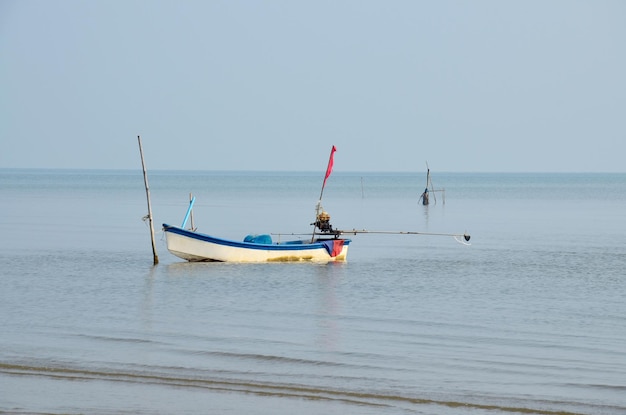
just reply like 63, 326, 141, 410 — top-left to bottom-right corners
162, 224, 350, 263
162, 146, 351, 263
161, 146, 469, 263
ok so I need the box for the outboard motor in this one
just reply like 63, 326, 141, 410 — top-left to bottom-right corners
312, 211, 333, 233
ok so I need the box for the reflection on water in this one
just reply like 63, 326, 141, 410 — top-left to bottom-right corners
420, 202, 429, 224
141, 265, 158, 330
315, 264, 343, 351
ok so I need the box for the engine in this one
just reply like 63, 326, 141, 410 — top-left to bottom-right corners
312, 210, 333, 233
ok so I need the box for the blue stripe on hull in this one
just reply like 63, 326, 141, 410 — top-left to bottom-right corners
162, 224, 350, 252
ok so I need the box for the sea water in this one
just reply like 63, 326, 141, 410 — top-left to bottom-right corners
1, 169, 625, 415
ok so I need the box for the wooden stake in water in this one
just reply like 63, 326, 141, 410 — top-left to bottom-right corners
137, 135, 159, 265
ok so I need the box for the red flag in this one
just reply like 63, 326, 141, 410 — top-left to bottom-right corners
331, 239, 345, 257
322, 145, 336, 190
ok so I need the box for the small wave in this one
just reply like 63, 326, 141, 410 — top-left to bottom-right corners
1, 362, 614, 415
183, 349, 348, 367
74, 333, 158, 344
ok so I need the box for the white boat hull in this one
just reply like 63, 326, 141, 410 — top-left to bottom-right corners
163, 225, 350, 263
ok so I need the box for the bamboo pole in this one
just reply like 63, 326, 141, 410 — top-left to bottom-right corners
137, 135, 159, 265
181, 195, 196, 229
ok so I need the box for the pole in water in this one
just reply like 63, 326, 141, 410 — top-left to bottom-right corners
137, 135, 159, 265
422, 165, 430, 205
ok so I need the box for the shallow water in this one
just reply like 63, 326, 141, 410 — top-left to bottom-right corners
1, 169, 625, 414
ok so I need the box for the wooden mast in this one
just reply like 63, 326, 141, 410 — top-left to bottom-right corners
137, 135, 159, 265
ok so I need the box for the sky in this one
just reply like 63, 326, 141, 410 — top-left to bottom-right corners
1, 0, 625, 172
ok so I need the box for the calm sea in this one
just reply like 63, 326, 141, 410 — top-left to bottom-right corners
1, 169, 625, 415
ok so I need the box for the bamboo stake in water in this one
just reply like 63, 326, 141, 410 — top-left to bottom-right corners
137, 135, 159, 265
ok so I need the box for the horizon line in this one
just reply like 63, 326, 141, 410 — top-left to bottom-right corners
1, 167, 624, 175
